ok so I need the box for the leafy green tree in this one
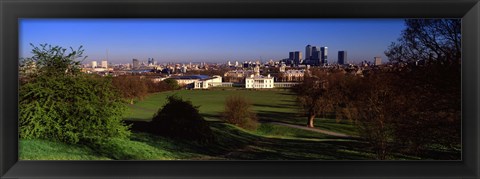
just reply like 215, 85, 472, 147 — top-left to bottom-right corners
163, 78, 180, 89
150, 96, 214, 143
19, 44, 131, 144
22, 43, 86, 77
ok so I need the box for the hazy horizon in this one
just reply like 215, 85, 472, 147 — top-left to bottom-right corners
20, 19, 405, 64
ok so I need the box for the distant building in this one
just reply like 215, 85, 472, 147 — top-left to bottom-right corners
294, 51, 302, 65
132, 59, 140, 69
311, 46, 321, 66
101, 60, 108, 68
338, 51, 347, 65
374, 56, 382, 66
254, 65, 260, 76
91, 61, 97, 68
321, 47, 328, 64
288, 51, 302, 65
305, 45, 312, 61
168, 75, 211, 86
147, 58, 156, 66
280, 69, 305, 82
181, 66, 187, 73
245, 74, 274, 89
288, 52, 295, 64
279, 63, 286, 73
193, 75, 223, 89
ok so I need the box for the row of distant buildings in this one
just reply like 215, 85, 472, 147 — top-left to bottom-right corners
284, 44, 382, 67
157, 65, 298, 90
285, 45, 329, 66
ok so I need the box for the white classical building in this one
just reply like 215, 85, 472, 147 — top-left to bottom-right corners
193, 75, 223, 89
245, 74, 274, 89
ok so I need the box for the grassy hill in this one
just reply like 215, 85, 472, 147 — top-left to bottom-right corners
19, 89, 459, 160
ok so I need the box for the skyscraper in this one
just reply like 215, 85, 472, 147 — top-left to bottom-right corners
294, 51, 302, 65
321, 47, 328, 64
288, 52, 295, 65
338, 51, 347, 65
101, 60, 108, 68
147, 58, 156, 66
132, 59, 140, 69
305, 45, 312, 60
91, 61, 97, 68
309, 46, 321, 66
374, 56, 382, 66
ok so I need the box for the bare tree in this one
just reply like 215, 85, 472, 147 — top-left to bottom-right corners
293, 69, 344, 128
385, 19, 461, 65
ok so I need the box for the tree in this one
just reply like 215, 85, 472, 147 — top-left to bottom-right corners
385, 19, 461, 65
19, 44, 130, 144
21, 43, 86, 77
384, 19, 461, 155
150, 96, 215, 143
163, 78, 180, 90
222, 95, 258, 130
346, 72, 399, 159
293, 69, 342, 128
111, 75, 149, 104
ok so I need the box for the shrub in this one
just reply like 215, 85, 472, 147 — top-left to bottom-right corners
163, 78, 180, 90
150, 96, 214, 144
111, 75, 148, 104
222, 95, 259, 130
19, 75, 131, 144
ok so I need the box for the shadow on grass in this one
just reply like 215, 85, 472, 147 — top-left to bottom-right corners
123, 117, 152, 122
253, 103, 297, 110
123, 120, 375, 160
119, 119, 458, 160
201, 113, 222, 119
256, 110, 303, 124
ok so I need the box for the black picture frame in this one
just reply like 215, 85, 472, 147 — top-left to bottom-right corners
1, 0, 479, 178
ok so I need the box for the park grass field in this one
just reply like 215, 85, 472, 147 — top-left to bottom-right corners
125, 89, 358, 136
19, 89, 460, 160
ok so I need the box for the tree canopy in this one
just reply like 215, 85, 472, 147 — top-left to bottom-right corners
385, 19, 461, 65
19, 44, 131, 144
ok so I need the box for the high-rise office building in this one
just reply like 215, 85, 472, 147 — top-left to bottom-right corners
305, 45, 312, 60
289, 52, 295, 61
311, 46, 321, 65
132, 59, 140, 69
294, 51, 302, 65
287, 51, 302, 65
374, 56, 382, 66
101, 60, 108, 68
287, 52, 294, 65
147, 58, 156, 66
338, 51, 347, 65
321, 47, 328, 64
91, 61, 97, 68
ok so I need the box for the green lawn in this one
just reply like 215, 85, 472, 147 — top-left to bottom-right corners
125, 89, 359, 136
20, 89, 459, 160
126, 89, 299, 121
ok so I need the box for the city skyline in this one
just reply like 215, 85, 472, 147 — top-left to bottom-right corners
20, 19, 405, 64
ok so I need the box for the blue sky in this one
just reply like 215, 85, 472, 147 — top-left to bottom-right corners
19, 19, 405, 64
